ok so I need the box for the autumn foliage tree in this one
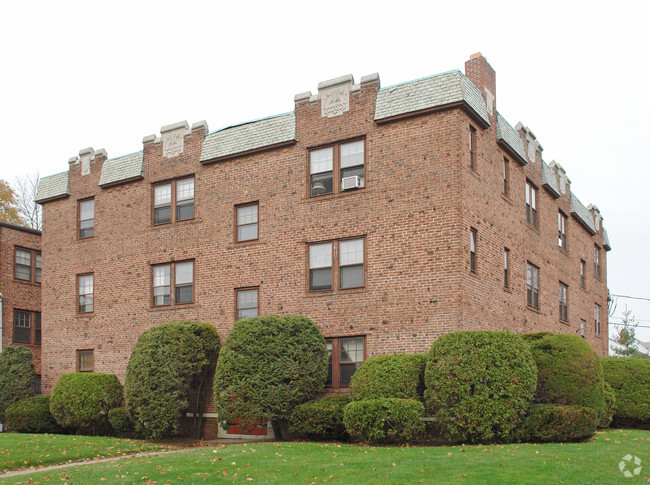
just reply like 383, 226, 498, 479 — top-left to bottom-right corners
0, 179, 22, 225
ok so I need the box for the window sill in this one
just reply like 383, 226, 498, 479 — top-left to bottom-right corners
13, 342, 41, 348
230, 239, 264, 249
558, 247, 569, 256
152, 218, 199, 229
78, 235, 95, 242
559, 319, 570, 326
306, 287, 367, 297
148, 303, 196, 312
503, 286, 512, 293
304, 188, 370, 203
501, 194, 512, 204
13, 279, 41, 287
75, 312, 95, 318
526, 305, 542, 314
524, 221, 540, 233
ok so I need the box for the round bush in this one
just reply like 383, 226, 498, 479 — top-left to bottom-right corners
125, 321, 220, 438
598, 382, 616, 429
0, 345, 36, 422
50, 373, 123, 434
5, 396, 61, 434
522, 333, 604, 413
602, 357, 650, 429
289, 396, 351, 441
349, 353, 426, 401
214, 315, 327, 432
519, 404, 598, 442
424, 331, 537, 443
343, 398, 424, 444
108, 407, 135, 437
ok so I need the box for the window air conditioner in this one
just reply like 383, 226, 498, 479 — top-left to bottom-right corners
341, 175, 361, 191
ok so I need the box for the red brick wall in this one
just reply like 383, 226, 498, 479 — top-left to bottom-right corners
39, 67, 609, 397
0, 224, 42, 374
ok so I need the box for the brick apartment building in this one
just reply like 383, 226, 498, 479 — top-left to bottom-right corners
36, 54, 610, 431
0, 221, 42, 392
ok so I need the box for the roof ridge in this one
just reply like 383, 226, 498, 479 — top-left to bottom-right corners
206, 111, 294, 136
378, 69, 462, 91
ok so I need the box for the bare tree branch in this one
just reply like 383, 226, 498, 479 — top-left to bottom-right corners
13, 172, 41, 230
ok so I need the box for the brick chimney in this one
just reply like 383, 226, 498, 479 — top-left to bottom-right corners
465, 53, 496, 118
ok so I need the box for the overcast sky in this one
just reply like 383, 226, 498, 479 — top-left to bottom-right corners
1, 1, 648, 342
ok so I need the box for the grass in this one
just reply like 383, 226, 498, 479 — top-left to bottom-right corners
1, 429, 648, 484
0, 434, 168, 474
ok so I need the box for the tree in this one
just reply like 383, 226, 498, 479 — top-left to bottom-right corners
0, 179, 23, 225
612, 306, 639, 358
13, 172, 41, 230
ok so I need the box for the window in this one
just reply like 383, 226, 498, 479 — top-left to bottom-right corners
559, 282, 568, 322
236, 288, 259, 319
594, 304, 601, 335
34, 375, 42, 395
594, 245, 601, 279
310, 140, 365, 196
503, 158, 509, 196
236, 203, 258, 242
470, 229, 477, 273
309, 238, 365, 291
525, 181, 537, 228
77, 350, 94, 372
558, 212, 567, 251
526, 263, 539, 309
15, 247, 40, 283
326, 336, 365, 388
580, 320, 586, 339
79, 198, 94, 238
504, 248, 510, 288
153, 261, 194, 306
13, 310, 36, 344
154, 177, 194, 225
78, 274, 94, 313
469, 126, 477, 170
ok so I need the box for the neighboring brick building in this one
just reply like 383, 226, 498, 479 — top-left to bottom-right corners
0, 221, 42, 392
36, 53, 610, 436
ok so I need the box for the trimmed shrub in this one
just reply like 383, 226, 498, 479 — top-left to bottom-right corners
343, 398, 424, 444
0, 345, 36, 422
522, 333, 604, 413
349, 353, 427, 401
214, 315, 327, 434
289, 396, 351, 441
519, 404, 598, 442
424, 331, 537, 443
108, 407, 135, 437
125, 321, 220, 438
598, 382, 616, 429
50, 373, 123, 434
602, 358, 650, 429
5, 396, 61, 434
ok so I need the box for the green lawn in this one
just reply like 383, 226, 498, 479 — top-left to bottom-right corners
0, 434, 167, 474
1, 429, 648, 484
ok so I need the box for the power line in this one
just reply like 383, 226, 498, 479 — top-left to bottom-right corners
609, 323, 650, 329
610, 294, 650, 302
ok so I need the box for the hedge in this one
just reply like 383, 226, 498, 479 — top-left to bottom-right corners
424, 331, 537, 443
349, 353, 426, 401
50, 373, 123, 434
598, 382, 616, 429
125, 321, 221, 438
522, 333, 604, 413
343, 398, 424, 444
0, 345, 36, 422
602, 358, 650, 429
518, 404, 598, 442
5, 396, 62, 434
214, 315, 327, 436
289, 396, 350, 440
108, 407, 136, 437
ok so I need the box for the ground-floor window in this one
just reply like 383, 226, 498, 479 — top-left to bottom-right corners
325, 336, 365, 388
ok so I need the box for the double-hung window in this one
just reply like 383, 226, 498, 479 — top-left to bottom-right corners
79, 198, 95, 238
309, 238, 365, 291
326, 336, 365, 388
594, 245, 601, 279
154, 177, 194, 225
15, 247, 41, 283
503, 158, 509, 196
236, 288, 259, 319
558, 212, 567, 250
527, 263, 539, 309
594, 304, 601, 335
310, 140, 365, 196
470, 229, 477, 273
77, 350, 94, 372
78, 274, 94, 313
559, 282, 568, 322
525, 181, 538, 228
580, 260, 586, 288
504, 248, 510, 288
13, 310, 40, 345
236, 203, 258, 242
469, 126, 477, 170
153, 261, 194, 306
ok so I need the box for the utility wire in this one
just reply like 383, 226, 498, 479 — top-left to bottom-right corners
610, 294, 650, 302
